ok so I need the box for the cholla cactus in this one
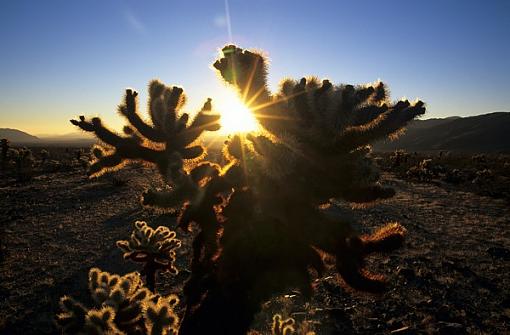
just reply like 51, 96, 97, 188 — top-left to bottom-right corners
272, 314, 295, 335
71, 44, 426, 334
40, 149, 50, 165
13, 147, 34, 181
56, 268, 179, 334
406, 158, 444, 181
70, 82, 220, 211
117, 221, 182, 291
1, 138, 9, 171
390, 149, 409, 168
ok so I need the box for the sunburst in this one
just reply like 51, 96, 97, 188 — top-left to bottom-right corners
216, 87, 260, 134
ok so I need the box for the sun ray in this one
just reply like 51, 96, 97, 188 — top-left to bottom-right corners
245, 84, 268, 108
249, 89, 306, 113
242, 56, 261, 103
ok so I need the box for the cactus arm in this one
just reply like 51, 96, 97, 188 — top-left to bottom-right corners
118, 88, 167, 142
336, 100, 425, 151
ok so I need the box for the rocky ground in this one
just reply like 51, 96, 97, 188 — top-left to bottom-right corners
0, 167, 509, 334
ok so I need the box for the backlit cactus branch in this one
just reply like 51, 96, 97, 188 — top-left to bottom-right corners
70, 80, 220, 187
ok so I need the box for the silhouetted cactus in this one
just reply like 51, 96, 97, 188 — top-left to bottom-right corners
56, 268, 179, 334
12, 147, 34, 181
40, 149, 50, 165
1, 138, 9, 171
406, 158, 445, 181
70, 44, 426, 334
443, 168, 464, 184
390, 149, 409, 168
117, 221, 182, 291
75, 149, 84, 161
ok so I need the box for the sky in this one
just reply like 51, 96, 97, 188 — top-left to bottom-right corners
1, 0, 509, 135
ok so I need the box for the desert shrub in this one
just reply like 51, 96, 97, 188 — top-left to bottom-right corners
471, 153, 487, 166
406, 159, 433, 181
443, 168, 464, 184
75, 148, 84, 161
471, 168, 495, 191
41, 159, 64, 173
66, 44, 426, 334
390, 149, 409, 168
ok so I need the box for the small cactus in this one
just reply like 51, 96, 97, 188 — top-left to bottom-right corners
272, 314, 295, 335
1, 138, 9, 171
56, 268, 179, 334
144, 299, 180, 335
40, 149, 50, 165
117, 221, 182, 291
12, 147, 34, 181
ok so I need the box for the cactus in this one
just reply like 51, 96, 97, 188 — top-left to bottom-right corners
1, 138, 9, 171
271, 314, 295, 335
390, 149, 409, 168
40, 149, 50, 165
56, 268, 179, 334
70, 44, 426, 334
12, 147, 34, 181
117, 221, 182, 291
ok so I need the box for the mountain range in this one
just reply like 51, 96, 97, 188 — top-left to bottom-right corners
0, 128, 94, 146
2, 112, 509, 152
373, 112, 510, 153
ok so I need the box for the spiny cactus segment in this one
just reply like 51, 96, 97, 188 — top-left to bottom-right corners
117, 221, 182, 291
271, 314, 295, 335
56, 268, 179, 334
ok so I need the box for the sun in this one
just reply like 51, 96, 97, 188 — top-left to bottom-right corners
215, 87, 260, 134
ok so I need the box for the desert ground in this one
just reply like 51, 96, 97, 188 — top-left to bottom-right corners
0, 154, 509, 334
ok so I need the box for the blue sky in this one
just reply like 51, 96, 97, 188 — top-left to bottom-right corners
1, 0, 509, 135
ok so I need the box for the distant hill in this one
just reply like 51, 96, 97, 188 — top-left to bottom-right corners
0, 128, 40, 143
0, 128, 94, 146
373, 112, 510, 153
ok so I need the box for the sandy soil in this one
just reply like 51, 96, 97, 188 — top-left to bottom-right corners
0, 168, 509, 334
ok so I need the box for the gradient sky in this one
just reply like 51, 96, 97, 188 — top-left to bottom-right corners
1, 0, 509, 135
